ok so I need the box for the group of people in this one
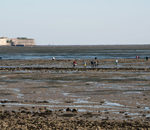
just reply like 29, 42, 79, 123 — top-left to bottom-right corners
73, 57, 99, 68
51, 56, 149, 68
90, 60, 98, 68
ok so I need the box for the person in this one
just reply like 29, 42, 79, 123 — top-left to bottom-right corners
52, 57, 55, 60
83, 61, 87, 68
95, 60, 98, 67
73, 60, 77, 67
91, 61, 94, 68
115, 59, 118, 66
93, 57, 98, 67
95, 59, 98, 67
146, 57, 149, 61
136, 56, 139, 59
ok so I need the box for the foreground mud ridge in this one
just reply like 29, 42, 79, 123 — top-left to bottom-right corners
0, 109, 150, 129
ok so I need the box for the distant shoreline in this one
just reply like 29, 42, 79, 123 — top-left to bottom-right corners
1, 44, 150, 50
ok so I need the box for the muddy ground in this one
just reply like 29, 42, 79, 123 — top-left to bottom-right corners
0, 59, 150, 129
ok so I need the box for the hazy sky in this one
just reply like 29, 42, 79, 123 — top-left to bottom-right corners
0, 0, 150, 45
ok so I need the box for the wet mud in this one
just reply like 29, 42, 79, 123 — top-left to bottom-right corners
0, 59, 150, 129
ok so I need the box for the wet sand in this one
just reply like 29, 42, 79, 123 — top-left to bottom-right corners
0, 59, 150, 129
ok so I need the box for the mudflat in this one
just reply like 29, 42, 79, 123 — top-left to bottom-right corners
0, 59, 150, 129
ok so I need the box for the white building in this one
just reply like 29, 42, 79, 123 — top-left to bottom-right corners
0, 37, 10, 46
0, 37, 35, 46
11, 38, 35, 46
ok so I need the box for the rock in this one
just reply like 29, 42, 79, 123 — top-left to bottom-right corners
72, 109, 77, 113
66, 108, 71, 112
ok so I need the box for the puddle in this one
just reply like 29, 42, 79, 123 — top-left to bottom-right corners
57, 80, 72, 83
126, 112, 140, 116
63, 93, 70, 96
146, 114, 150, 118
0, 85, 5, 88
17, 94, 24, 99
104, 84, 126, 89
86, 82, 97, 84
69, 95, 80, 98
48, 100, 61, 104
0, 103, 129, 111
78, 109, 89, 112
0, 102, 126, 109
11, 88, 20, 92
74, 99, 97, 104
0, 99, 9, 101
104, 101, 124, 107
144, 107, 150, 111
1, 76, 7, 78
123, 91, 142, 94
0, 88, 20, 93
74, 99, 89, 104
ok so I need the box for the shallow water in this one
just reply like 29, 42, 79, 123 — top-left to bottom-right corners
0, 102, 126, 109
1, 46, 150, 60
104, 101, 124, 107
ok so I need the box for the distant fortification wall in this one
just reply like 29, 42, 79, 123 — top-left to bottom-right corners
0, 37, 35, 46
0, 37, 10, 46
11, 37, 35, 46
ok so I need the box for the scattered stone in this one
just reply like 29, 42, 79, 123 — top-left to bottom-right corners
66, 108, 71, 112
72, 109, 77, 113
137, 106, 140, 108
0, 110, 148, 129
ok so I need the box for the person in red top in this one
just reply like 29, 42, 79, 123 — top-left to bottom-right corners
73, 60, 77, 67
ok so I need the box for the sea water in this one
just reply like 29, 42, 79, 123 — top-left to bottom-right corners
0, 46, 150, 60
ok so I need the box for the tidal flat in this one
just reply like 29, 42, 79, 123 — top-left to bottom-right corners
0, 59, 150, 129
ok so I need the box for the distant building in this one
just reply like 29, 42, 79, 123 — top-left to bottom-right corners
11, 37, 35, 46
0, 37, 10, 46
0, 37, 35, 46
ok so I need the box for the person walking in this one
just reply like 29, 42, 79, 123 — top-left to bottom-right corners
73, 60, 77, 67
84, 61, 87, 68
115, 59, 118, 66
52, 57, 55, 60
91, 61, 94, 68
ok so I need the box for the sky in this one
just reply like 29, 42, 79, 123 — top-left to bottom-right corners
0, 0, 150, 45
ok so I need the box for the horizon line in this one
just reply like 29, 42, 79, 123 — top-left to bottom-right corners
36, 43, 150, 46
